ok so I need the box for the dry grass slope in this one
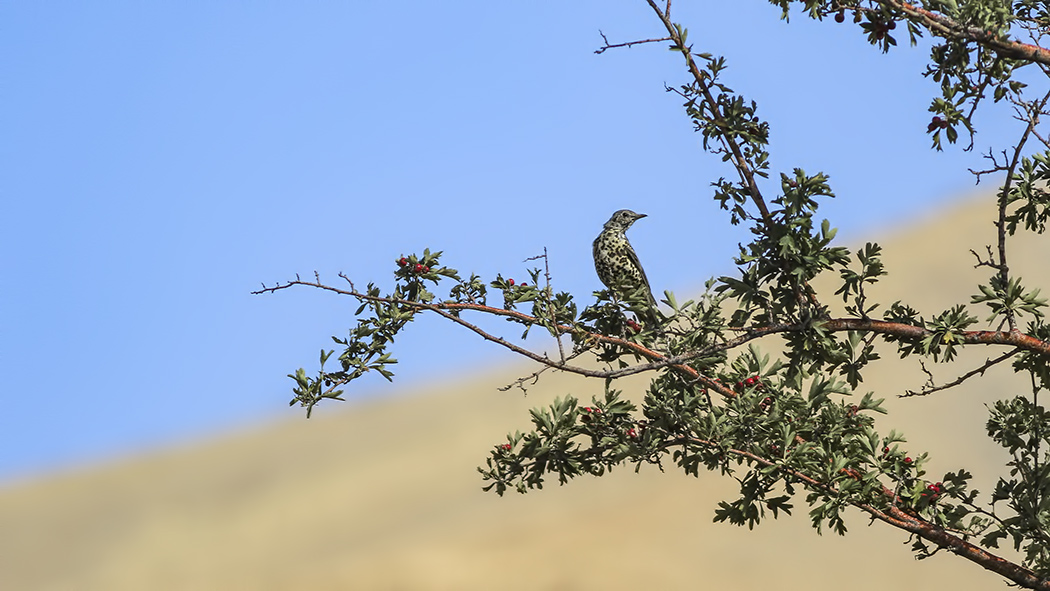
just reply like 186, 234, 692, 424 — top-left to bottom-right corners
2, 193, 1044, 590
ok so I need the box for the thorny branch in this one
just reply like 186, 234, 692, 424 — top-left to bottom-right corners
254, 278, 1050, 391
255, 276, 731, 397
674, 435, 1050, 590
529, 248, 566, 363
902, 349, 1021, 397
594, 30, 672, 55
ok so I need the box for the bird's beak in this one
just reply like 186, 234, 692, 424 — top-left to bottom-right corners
635, 213, 647, 220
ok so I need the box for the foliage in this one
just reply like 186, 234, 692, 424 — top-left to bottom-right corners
258, 1, 1050, 588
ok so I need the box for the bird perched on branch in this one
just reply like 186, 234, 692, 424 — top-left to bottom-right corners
592, 209, 660, 326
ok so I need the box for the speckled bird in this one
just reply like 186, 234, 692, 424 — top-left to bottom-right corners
592, 209, 659, 324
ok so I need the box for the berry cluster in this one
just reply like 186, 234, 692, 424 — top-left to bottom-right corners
880, 446, 912, 464
579, 406, 643, 442
397, 257, 430, 274
740, 375, 761, 387
921, 481, 944, 501
869, 19, 896, 40
580, 406, 603, 423
735, 375, 764, 393
927, 116, 950, 133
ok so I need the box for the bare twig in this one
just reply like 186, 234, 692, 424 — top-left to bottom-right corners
970, 245, 999, 270
902, 349, 1020, 397
527, 248, 566, 363
969, 149, 1010, 185
594, 30, 672, 54
498, 365, 547, 394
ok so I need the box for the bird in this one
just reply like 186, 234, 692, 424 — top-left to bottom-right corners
592, 209, 660, 325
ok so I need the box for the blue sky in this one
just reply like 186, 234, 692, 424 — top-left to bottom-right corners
0, 2, 1021, 482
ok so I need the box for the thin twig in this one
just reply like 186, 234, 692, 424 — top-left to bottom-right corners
594, 30, 673, 54
528, 247, 566, 363
902, 349, 1020, 397
990, 87, 1050, 331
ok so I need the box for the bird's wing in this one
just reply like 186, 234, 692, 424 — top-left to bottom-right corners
626, 240, 655, 298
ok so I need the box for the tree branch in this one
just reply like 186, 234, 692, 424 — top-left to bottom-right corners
681, 435, 1050, 591
643, 0, 772, 222
255, 279, 1050, 393
989, 90, 1050, 330
253, 276, 736, 397
818, 318, 1050, 356
881, 0, 1050, 66
902, 349, 1021, 397
594, 30, 672, 54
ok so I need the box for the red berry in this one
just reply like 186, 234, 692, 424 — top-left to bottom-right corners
905, 457, 913, 464
888, 20, 896, 30
508, 278, 515, 286
834, 10, 844, 23
882, 446, 889, 454
520, 283, 527, 287
500, 443, 511, 451
423, 266, 430, 273
398, 257, 407, 266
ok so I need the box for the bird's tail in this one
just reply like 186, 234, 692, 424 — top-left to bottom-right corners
642, 295, 662, 327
